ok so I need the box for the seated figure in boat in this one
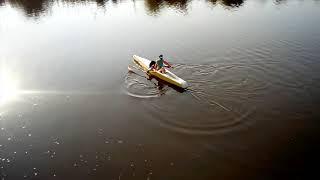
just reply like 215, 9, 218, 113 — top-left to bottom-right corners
148, 55, 172, 73
148, 60, 157, 72
156, 54, 166, 73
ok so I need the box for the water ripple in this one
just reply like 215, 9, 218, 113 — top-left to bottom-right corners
123, 71, 165, 99
137, 63, 259, 135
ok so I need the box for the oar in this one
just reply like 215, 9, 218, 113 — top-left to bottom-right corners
128, 65, 148, 78
128, 65, 158, 87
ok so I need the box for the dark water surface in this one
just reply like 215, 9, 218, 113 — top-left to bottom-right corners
1, 0, 320, 179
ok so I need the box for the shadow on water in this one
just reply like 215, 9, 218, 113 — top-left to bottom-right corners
0, 0, 247, 18
150, 75, 186, 93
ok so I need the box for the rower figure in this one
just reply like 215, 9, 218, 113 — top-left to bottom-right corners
148, 55, 172, 73
148, 60, 157, 72
157, 54, 166, 73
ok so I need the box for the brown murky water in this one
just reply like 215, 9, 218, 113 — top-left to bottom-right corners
1, 0, 320, 179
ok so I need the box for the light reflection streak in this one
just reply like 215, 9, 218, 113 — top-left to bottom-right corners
0, 60, 115, 106
20, 90, 112, 95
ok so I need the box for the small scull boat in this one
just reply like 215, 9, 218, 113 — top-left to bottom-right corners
133, 55, 188, 89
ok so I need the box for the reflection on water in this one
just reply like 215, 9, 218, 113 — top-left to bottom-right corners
4, 0, 319, 18
2, 0, 320, 19
0, 0, 53, 17
144, 0, 189, 14
1, 0, 247, 17
207, 0, 244, 8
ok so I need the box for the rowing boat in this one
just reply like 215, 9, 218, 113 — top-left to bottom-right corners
133, 55, 188, 89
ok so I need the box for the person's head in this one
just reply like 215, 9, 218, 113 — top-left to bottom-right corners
159, 55, 163, 59
149, 61, 156, 68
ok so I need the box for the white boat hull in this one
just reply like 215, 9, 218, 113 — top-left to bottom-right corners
133, 55, 188, 89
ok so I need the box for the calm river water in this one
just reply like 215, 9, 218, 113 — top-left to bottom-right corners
1, 0, 320, 179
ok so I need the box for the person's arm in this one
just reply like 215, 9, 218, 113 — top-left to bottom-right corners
147, 66, 154, 73
164, 60, 172, 68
